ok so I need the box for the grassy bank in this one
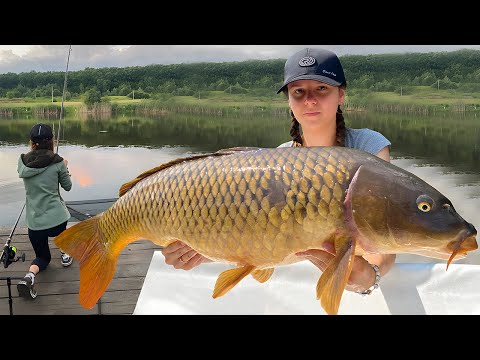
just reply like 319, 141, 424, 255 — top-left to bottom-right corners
1, 87, 480, 117
347, 86, 480, 114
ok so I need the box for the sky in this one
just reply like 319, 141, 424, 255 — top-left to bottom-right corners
0, 45, 479, 74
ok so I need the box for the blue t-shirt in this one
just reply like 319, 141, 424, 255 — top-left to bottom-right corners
276, 128, 391, 156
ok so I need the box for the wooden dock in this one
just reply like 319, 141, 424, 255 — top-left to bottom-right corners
0, 226, 162, 315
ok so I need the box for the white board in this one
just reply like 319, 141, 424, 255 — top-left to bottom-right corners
133, 251, 480, 315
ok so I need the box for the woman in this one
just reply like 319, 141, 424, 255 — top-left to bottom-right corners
161, 48, 396, 296
17, 123, 74, 300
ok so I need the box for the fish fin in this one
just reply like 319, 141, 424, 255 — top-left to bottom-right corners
119, 148, 262, 197
215, 147, 263, 155
252, 268, 275, 283
213, 265, 256, 298
315, 237, 355, 315
119, 153, 212, 196
54, 216, 117, 309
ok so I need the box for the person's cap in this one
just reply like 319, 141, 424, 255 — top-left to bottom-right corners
30, 123, 53, 142
277, 48, 347, 94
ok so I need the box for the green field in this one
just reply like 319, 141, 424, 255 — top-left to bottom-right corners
367, 88, 480, 105
1, 87, 480, 114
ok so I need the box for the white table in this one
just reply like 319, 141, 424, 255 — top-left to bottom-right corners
133, 251, 480, 315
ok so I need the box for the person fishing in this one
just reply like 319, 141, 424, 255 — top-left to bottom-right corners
160, 47, 396, 296
16, 123, 74, 299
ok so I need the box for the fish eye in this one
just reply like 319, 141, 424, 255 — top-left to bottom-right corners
416, 195, 433, 213
418, 202, 431, 212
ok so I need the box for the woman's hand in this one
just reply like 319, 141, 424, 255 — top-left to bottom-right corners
296, 242, 395, 293
161, 240, 212, 270
64, 159, 69, 166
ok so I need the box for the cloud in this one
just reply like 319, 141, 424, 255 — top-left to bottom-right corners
0, 45, 479, 74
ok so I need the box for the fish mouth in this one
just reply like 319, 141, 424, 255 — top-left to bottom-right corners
446, 230, 478, 269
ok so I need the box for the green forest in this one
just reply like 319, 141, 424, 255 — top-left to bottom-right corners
1, 49, 480, 114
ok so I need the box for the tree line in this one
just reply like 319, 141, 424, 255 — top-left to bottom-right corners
1, 49, 480, 100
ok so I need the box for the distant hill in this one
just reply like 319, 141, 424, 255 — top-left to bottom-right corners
0, 49, 479, 99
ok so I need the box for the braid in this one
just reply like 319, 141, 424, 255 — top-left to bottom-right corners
335, 105, 346, 147
289, 110, 303, 146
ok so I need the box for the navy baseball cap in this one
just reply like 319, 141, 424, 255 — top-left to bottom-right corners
277, 48, 347, 94
30, 123, 53, 142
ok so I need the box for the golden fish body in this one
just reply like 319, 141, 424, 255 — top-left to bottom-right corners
102, 146, 355, 267
55, 146, 478, 313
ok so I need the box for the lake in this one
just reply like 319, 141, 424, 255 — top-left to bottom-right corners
1, 111, 479, 264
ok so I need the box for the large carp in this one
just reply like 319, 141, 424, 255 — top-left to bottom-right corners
54, 146, 478, 314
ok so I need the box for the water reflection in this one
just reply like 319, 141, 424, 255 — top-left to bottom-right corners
348, 111, 480, 173
1, 112, 479, 266
0, 144, 196, 228
1, 112, 479, 173
0, 114, 290, 151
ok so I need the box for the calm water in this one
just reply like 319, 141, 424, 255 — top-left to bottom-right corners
1, 111, 479, 264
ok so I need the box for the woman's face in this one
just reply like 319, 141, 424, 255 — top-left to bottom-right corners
287, 80, 345, 130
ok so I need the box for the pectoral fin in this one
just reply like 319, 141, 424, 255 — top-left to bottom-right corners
252, 268, 275, 283
316, 237, 355, 315
213, 265, 256, 298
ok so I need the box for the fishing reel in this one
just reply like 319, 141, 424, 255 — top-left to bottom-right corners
0, 245, 25, 268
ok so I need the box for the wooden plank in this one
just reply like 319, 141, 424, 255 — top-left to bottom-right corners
100, 289, 141, 304
98, 302, 136, 315
0, 226, 164, 315
13, 303, 98, 315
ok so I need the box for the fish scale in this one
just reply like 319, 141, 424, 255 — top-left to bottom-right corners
98, 147, 352, 265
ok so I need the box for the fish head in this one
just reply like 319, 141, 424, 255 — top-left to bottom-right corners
345, 161, 478, 265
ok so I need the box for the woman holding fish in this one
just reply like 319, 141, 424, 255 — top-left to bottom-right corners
161, 47, 396, 296
54, 47, 477, 314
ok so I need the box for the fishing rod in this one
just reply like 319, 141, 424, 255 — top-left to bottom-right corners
0, 202, 28, 315
0, 45, 73, 270
0, 204, 26, 268
56, 45, 72, 154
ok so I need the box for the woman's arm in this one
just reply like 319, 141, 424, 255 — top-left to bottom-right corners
297, 245, 396, 293
376, 146, 390, 162
58, 159, 72, 191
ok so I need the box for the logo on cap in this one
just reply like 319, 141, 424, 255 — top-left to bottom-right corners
322, 70, 337, 77
298, 56, 316, 67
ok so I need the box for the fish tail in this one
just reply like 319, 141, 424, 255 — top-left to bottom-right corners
54, 216, 116, 309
